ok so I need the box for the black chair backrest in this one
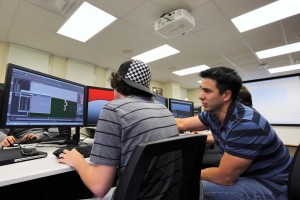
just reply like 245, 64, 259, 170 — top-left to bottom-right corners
114, 134, 207, 200
289, 144, 300, 200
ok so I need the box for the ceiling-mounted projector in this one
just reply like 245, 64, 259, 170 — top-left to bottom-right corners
155, 9, 195, 38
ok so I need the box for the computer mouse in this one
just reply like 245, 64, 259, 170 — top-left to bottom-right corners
8, 143, 19, 148
21, 148, 39, 156
53, 148, 65, 158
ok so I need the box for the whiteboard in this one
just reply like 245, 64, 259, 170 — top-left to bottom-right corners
244, 75, 300, 125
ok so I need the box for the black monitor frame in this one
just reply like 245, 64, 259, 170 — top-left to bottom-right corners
85, 86, 114, 127
153, 95, 168, 108
168, 98, 194, 118
1, 63, 87, 144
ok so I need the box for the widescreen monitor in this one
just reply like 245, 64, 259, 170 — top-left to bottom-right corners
153, 95, 168, 108
85, 86, 115, 126
169, 98, 194, 118
1, 63, 86, 128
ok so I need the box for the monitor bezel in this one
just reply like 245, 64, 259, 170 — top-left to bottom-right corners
153, 95, 168, 108
168, 98, 194, 118
1, 63, 87, 128
85, 85, 114, 127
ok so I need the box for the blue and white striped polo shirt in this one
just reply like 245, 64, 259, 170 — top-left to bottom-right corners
199, 101, 291, 193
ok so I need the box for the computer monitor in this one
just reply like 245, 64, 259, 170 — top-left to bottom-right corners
1, 63, 86, 144
85, 86, 114, 126
169, 98, 194, 118
153, 95, 168, 108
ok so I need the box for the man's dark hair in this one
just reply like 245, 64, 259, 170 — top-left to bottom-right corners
110, 72, 152, 98
237, 85, 252, 107
199, 67, 242, 100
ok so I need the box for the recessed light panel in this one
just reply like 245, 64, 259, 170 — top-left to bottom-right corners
173, 65, 210, 76
256, 42, 300, 59
232, 1, 300, 32
57, 2, 117, 42
268, 64, 300, 74
132, 45, 179, 63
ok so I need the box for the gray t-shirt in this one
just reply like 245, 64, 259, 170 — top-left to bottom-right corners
90, 95, 179, 175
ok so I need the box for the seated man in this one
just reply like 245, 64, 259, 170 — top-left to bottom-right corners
0, 128, 59, 147
201, 85, 253, 169
58, 59, 179, 199
176, 67, 291, 199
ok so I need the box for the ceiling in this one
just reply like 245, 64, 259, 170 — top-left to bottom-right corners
0, 0, 300, 89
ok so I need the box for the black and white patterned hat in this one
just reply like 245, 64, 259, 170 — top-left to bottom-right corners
118, 59, 154, 96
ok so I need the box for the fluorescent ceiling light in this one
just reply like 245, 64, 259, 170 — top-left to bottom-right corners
172, 65, 210, 76
57, 2, 117, 42
256, 42, 300, 59
268, 64, 300, 74
197, 80, 202, 83
231, 0, 300, 32
132, 45, 179, 63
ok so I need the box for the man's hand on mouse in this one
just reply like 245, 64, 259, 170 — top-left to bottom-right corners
0, 136, 18, 147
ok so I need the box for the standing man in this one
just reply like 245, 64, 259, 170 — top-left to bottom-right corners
58, 60, 179, 199
176, 67, 291, 199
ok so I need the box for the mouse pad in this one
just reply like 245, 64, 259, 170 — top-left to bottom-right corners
0, 148, 47, 166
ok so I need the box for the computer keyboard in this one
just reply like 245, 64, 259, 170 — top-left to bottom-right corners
53, 145, 92, 158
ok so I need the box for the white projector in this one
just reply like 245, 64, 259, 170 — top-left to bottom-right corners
155, 9, 195, 38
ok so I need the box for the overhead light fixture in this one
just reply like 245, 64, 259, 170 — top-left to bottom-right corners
231, 0, 300, 32
57, 2, 117, 42
268, 64, 300, 74
197, 80, 202, 83
172, 65, 210, 76
256, 42, 300, 59
132, 44, 179, 63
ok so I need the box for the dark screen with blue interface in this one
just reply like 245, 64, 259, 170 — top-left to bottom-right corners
169, 98, 194, 118
1, 63, 86, 128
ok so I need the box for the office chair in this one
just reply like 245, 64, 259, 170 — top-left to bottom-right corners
288, 144, 300, 200
113, 134, 207, 200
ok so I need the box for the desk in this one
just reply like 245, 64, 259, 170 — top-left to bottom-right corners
0, 144, 93, 199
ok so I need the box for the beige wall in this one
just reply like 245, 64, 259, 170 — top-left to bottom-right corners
0, 41, 191, 100
0, 41, 9, 82
0, 40, 299, 145
49, 55, 68, 79
188, 88, 201, 106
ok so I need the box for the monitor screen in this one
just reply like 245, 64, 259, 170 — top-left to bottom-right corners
2, 63, 86, 128
169, 98, 194, 118
85, 86, 114, 126
153, 95, 168, 108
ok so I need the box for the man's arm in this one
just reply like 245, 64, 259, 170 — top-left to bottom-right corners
176, 116, 207, 132
19, 128, 59, 142
0, 130, 8, 142
201, 152, 252, 185
58, 149, 116, 197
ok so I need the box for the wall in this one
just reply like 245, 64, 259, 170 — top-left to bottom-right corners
0, 42, 9, 82
1, 41, 298, 145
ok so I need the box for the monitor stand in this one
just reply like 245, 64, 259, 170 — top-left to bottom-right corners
66, 127, 80, 147
40, 127, 81, 146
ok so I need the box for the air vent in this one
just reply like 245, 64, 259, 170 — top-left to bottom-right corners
25, 0, 81, 17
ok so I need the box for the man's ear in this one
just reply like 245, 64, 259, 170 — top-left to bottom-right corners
222, 90, 232, 102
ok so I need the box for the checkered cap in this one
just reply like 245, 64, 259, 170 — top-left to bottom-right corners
118, 60, 153, 95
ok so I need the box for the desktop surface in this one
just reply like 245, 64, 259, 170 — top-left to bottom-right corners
0, 143, 92, 187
